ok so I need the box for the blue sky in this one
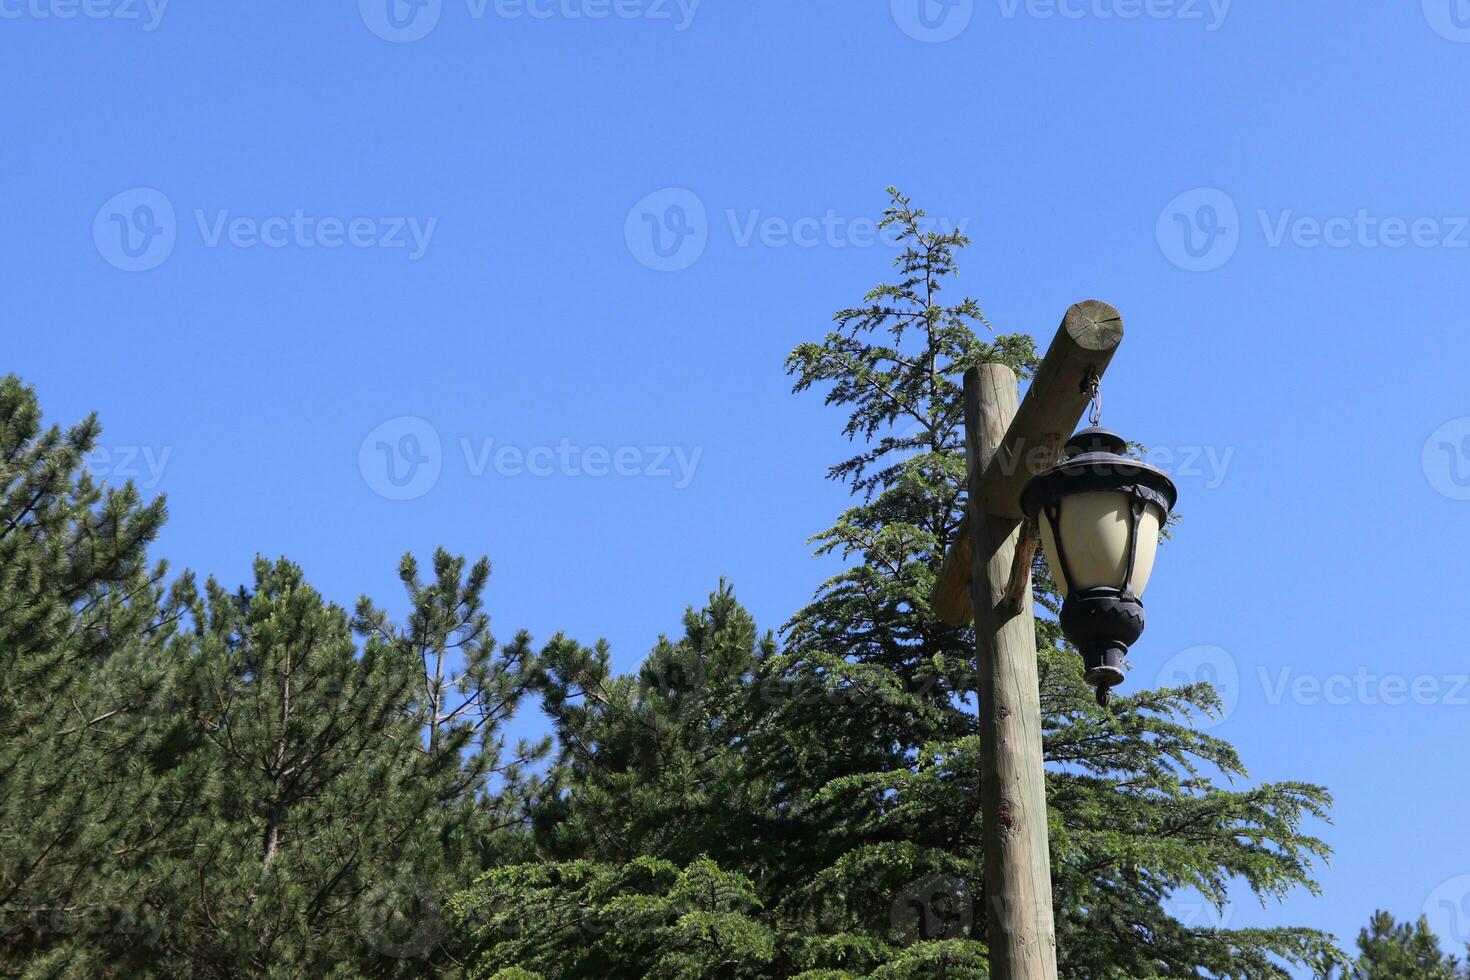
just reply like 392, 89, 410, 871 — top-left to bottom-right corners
5, 0, 1470, 967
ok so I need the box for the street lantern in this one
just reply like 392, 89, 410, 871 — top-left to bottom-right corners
1020, 425, 1177, 707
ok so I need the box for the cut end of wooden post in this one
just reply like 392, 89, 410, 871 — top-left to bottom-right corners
1062, 300, 1124, 353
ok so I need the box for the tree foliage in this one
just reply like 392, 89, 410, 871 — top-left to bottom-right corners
1322, 911, 1467, 979
0, 377, 543, 977
0, 376, 189, 975
0, 189, 1356, 979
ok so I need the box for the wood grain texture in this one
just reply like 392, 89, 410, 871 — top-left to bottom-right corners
931, 300, 1124, 626
966, 364, 1058, 980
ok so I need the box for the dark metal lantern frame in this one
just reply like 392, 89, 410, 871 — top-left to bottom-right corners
1020, 427, 1177, 707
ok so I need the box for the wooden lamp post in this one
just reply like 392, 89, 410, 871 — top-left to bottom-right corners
930, 299, 1173, 980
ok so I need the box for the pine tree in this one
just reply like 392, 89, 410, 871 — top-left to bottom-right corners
352, 548, 550, 848
450, 584, 790, 978
1322, 911, 1467, 979
128, 551, 546, 976
520, 581, 775, 870
141, 558, 407, 973
0, 375, 549, 976
0, 375, 198, 976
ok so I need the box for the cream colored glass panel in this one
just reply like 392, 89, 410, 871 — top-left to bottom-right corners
1128, 504, 1162, 596
1038, 492, 1163, 596
1038, 514, 1070, 595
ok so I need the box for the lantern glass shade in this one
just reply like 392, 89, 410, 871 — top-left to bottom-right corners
1037, 491, 1164, 596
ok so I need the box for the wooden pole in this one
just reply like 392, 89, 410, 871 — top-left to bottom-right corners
965, 364, 1058, 980
932, 300, 1126, 626
935, 301, 1126, 978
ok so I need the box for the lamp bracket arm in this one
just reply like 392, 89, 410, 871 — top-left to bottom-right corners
1001, 516, 1040, 617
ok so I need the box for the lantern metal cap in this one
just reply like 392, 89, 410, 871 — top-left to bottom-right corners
1065, 426, 1126, 457
1019, 425, 1178, 520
